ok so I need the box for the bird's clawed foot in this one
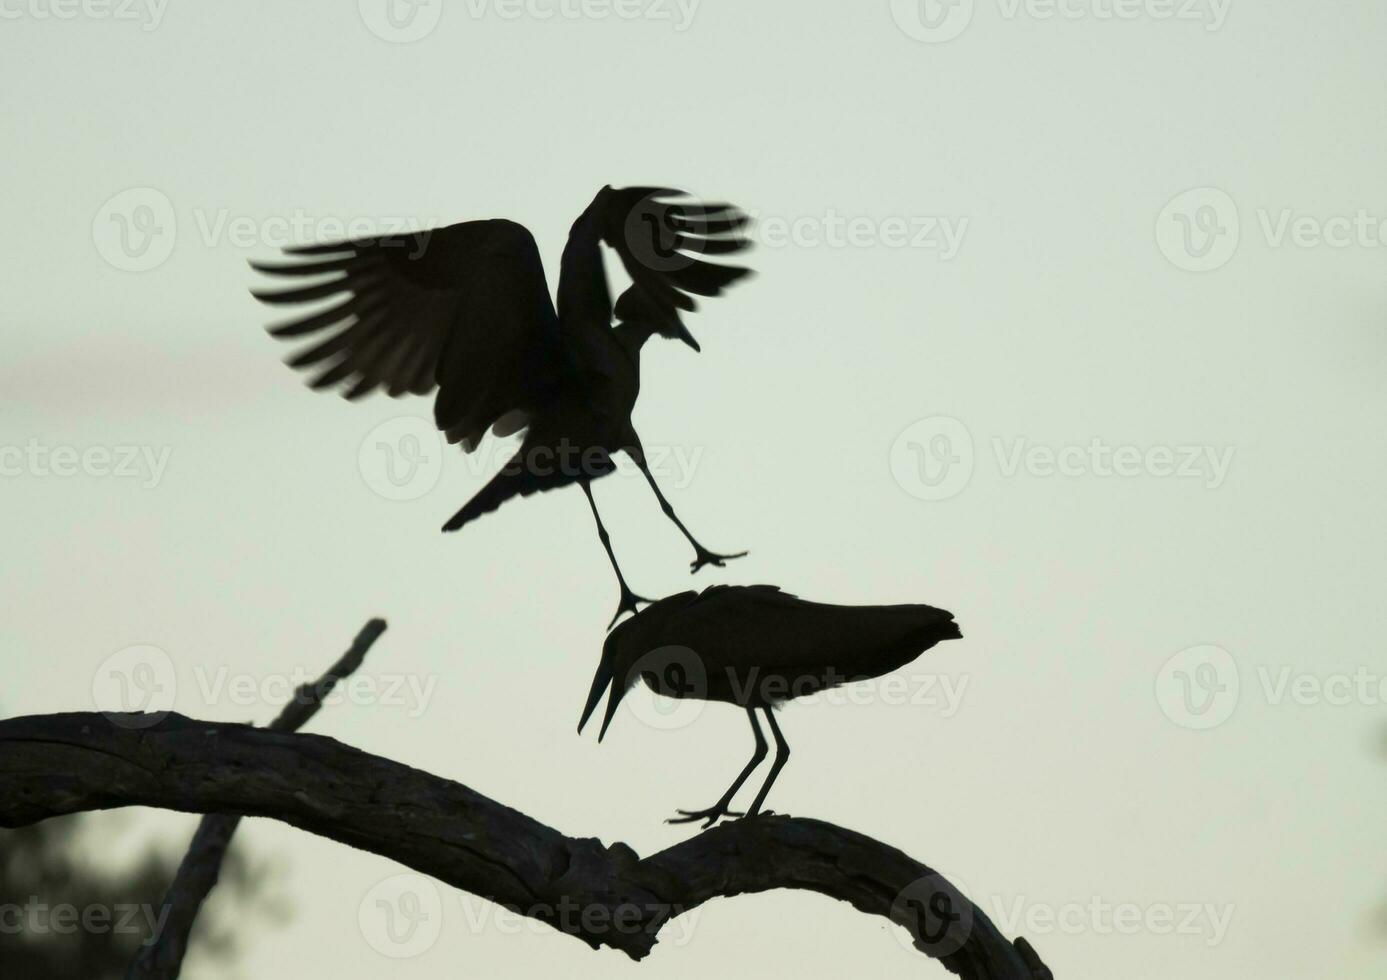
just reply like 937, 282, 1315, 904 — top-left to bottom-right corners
689, 547, 748, 575
608, 587, 654, 629
666, 804, 744, 830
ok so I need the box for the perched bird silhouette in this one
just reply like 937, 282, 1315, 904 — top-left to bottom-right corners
578, 585, 962, 827
250, 186, 753, 625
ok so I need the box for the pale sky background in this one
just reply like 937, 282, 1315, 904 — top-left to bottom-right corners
2, 1, 1385, 977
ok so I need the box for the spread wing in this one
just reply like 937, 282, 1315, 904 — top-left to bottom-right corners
597, 186, 753, 351
251, 218, 562, 450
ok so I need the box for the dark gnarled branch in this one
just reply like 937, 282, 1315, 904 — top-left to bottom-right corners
0, 712, 1050, 979
126, 618, 389, 980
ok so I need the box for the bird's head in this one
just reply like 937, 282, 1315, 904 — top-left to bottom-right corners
577, 591, 699, 742
612, 281, 702, 353
570, 184, 615, 238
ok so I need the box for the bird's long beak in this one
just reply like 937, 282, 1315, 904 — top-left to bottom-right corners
676, 324, 701, 352
578, 667, 610, 737
596, 681, 628, 743
579, 640, 619, 739
577, 664, 628, 743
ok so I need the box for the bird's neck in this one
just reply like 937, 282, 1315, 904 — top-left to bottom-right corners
613, 321, 658, 359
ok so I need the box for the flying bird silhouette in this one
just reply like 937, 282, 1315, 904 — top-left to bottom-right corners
250, 186, 754, 626
578, 585, 962, 827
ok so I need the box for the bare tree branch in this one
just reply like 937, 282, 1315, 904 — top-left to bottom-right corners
126, 618, 388, 980
0, 712, 1050, 979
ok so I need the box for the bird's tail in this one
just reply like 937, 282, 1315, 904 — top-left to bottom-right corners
925, 617, 963, 644
442, 448, 574, 533
862, 604, 962, 677
905, 605, 962, 648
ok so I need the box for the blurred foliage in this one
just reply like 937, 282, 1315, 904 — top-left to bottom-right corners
0, 813, 264, 979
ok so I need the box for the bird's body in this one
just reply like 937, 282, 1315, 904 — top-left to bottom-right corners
251, 186, 754, 624
441, 319, 653, 530
579, 585, 962, 826
603, 585, 960, 708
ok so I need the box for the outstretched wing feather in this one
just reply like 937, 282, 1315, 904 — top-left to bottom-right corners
250, 219, 562, 443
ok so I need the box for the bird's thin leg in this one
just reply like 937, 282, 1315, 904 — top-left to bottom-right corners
744, 707, 790, 819
630, 448, 747, 574
668, 707, 767, 829
582, 481, 652, 628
